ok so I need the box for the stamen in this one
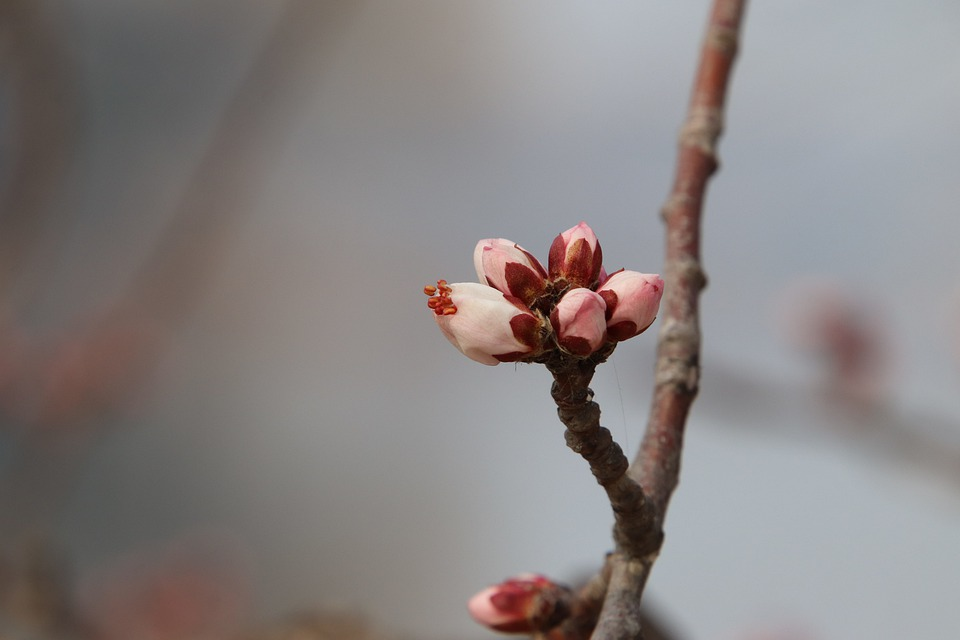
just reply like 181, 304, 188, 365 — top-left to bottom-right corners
424, 279, 458, 316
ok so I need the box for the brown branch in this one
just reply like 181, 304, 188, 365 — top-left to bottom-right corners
546, 557, 683, 640
0, 0, 77, 302
590, 1, 747, 637
545, 558, 614, 640
633, 0, 746, 518
545, 347, 661, 559
540, 2, 746, 636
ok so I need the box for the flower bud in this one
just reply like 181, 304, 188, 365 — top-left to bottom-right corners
425, 281, 542, 365
474, 238, 548, 305
467, 574, 572, 634
548, 222, 603, 288
597, 270, 663, 340
550, 288, 607, 356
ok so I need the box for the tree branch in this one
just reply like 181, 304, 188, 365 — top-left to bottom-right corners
633, 0, 746, 519
542, 2, 747, 634
592, 1, 748, 637
0, 0, 77, 303
545, 347, 661, 559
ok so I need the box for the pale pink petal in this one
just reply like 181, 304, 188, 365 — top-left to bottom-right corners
432, 282, 542, 365
474, 238, 547, 304
597, 271, 663, 340
550, 288, 607, 356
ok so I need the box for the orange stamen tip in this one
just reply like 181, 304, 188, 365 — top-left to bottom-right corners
442, 306, 457, 315
423, 285, 438, 295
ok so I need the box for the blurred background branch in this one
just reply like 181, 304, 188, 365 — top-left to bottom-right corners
0, 0, 77, 304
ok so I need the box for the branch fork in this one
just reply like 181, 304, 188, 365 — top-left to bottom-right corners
548, 1, 747, 637
442, 1, 747, 637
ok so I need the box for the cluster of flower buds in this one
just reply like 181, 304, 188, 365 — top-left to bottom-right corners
466, 574, 573, 634
424, 222, 663, 365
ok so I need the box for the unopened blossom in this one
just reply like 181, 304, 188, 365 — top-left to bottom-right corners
467, 574, 571, 634
425, 222, 661, 365
474, 238, 548, 305
424, 281, 542, 365
548, 221, 603, 288
597, 270, 664, 341
550, 288, 607, 356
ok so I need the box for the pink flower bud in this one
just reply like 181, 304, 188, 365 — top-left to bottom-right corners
597, 271, 663, 340
467, 574, 572, 634
548, 222, 603, 288
550, 288, 607, 356
425, 281, 542, 365
474, 238, 548, 305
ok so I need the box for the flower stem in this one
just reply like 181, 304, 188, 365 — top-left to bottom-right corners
544, 349, 660, 559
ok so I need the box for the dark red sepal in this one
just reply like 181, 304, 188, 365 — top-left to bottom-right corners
598, 289, 618, 320
606, 320, 638, 341
509, 313, 542, 349
558, 335, 593, 356
503, 262, 546, 304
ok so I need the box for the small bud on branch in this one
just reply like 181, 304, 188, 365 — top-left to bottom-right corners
423, 222, 661, 366
467, 574, 573, 634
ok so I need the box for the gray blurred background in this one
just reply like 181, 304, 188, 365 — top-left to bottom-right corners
2, 1, 960, 638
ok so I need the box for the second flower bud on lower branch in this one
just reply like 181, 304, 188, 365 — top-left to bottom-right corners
467, 574, 574, 635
